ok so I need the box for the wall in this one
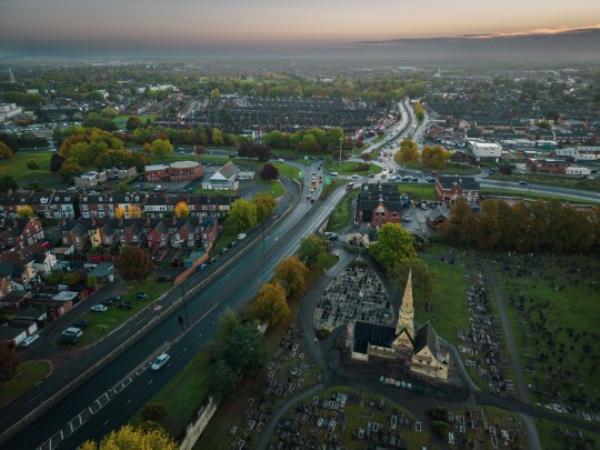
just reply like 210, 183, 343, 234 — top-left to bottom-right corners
179, 397, 219, 450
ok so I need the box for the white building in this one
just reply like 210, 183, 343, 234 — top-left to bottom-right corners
565, 166, 592, 176
467, 139, 502, 160
555, 147, 600, 161
0, 103, 23, 122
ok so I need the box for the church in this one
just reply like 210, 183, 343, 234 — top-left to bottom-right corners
347, 270, 450, 381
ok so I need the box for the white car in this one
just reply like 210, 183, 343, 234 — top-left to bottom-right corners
277, 158, 285, 163
153, 184, 163, 191
90, 304, 108, 312
237, 233, 247, 240
20, 334, 40, 347
151, 353, 171, 370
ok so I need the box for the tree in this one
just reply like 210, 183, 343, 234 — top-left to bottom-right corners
174, 201, 190, 218
252, 192, 276, 222
440, 197, 478, 246
499, 164, 513, 175
227, 199, 258, 233
389, 258, 433, 303
0, 175, 17, 193
114, 206, 125, 220
251, 282, 289, 325
150, 139, 174, 160
413, 101, 425, 122
126, 116, 142, 131
369, 223, 416, 272
421, 145, 450, 170
116, 246, 153, 280
59, 158, 83, 182
221, 323, 267, 378
208, 359, 240, 401
26, 159, 39, 170
0, 141, 13, 160
80, 424, 177, 450
194, 144, 205, 158
210, 88, 221, 102
16, 205, 34, 219
260, 163, 279, 181
395, 138, 419, 163
431, 420, 449, 438
50, 153, 66, 172
87, 275, 97, 289
274, 256, 309, 298
298, 234, 329, 269
0, 343, 19, 381
63, 271, 81, 286
140, 402, 167, 423
211, 128, 224, 146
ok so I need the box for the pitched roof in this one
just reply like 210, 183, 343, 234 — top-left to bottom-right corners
352, 321, 395, 354
437, 176, 480, 191
413, 322, 439, 354
217, 161, 239, 180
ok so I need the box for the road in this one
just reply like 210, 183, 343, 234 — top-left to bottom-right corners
0, 163, 349, 450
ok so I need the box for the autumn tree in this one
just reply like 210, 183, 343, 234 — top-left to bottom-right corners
59, 159, 83, 181
369, 223, 416, 272
0, 141, 13, 160
140, 402, 167, 423
174, 201, 190, 218
150, 139, 174, 160
440, 197, 477, 246
16, 205, 34, 219
413, 101, 425, 122
274, 256, 309, 298
251, 282, 289, 325
252, 192, 276, 222
421, 145, 450, 170
211, 128, 224, 146
298, 234, 329, 269
227, 199, 258, 233
114, 206, 125, 220
260, 163, 279, 181
0, 343, 19, 381
80, 424, 177, 450
116, 246, 153, 280
395, 138, 419, 163
388, 258, 433, 304
26, 159, 39, 170
126, 116, 142, 131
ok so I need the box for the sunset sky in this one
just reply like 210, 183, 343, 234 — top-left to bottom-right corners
1, 0, 599, 47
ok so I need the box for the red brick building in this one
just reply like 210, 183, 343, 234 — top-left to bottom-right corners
355, 183, 402, 227
145, 161, 203, 182
435, 176, 480, 205
526, 158, 570, 174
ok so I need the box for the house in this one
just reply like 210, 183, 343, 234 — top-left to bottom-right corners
0, 253, 38, 288
0, 290, 31, 310
0, 326, 27, 346
145, 161, 203, 182
48, 192, 77, 219
435, 176, 480, 205
0, 218, 45, 251
426, 204, 450, 230
202, 162, 240, 191
61, 221, 89, 251
355, 183, 402, 227
554, 146, 600, 161
527, 158, 569, 174
348, 271, 449, 381
565, 166, 592, 176
467, 139, 502, 160
74, 171, 107, 189
88, 262, 114, 283
24, 243, 57, 275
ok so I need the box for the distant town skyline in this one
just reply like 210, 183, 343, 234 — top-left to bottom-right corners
0, 0, 599, 49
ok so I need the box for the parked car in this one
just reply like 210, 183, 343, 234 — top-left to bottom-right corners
402, 217, 412, 223
518, 180, 529, 186
118, 302, 133, 310
277, 158, 285, 163
108, 295, 122, 303
90, 304, 108, 312
197, 263, 209, 272
72, 320, 88, 329
237, 233, 247, 240
221, 247, 229, 254
401, 176, 411, 182
62, 327, 83, 339
136, 292, 149, 301
20, 334, 40, 347
151, 353, 171, 371
209, 257, 218, 264
157, 275, 173, 282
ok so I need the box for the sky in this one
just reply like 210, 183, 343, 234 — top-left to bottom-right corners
1, 0, 599, 49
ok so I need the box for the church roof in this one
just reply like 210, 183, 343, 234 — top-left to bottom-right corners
414, 322, 439, 353
353, 321, 395, 354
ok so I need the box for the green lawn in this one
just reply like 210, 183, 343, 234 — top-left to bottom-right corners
271, 161, 303, 181
326, 190, 357, 232
324, 160, 381, 176
0, 360, 52, 407
73, 278, 170, 347
481, 187, 596, 204
491, 253, 600, 408
397, 183, 436, 200
536, 418, 599, 450
403, 160, 480, 175
0, 151, 63, 187
417, 249, 469, 346
489, 172, 600, 192
133, 351, 212, 437
257, 179, 285, 198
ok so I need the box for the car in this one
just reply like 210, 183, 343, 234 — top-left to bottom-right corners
518, 180, 529, 186
221, 247, 229, 254
402, 217, 412, 223
277, 158, 285, 163
310, 198, 315, 203
488, 168, 496, 174
90, 304, 108, 312
151, 353, 171, 371
136, 292, 149, 301
108, 295, 122, 302
197, 263, 208, 272
229, 240, 237, 248
20, 334, 40, 347
153, 184, 162, 191
401, 176, 411, 182
330, 171, 339, 177
306, 195, 312, 200
118, 302, 133, 310
237, 233, 247, 240
411, 177, 419, 183
72, 320, 88, 329
157, 275, 173, 282
62, 327, 83, 339
425, 176, 435, 183
209, 257, 218, 264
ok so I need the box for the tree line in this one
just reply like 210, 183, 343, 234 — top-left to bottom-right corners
441, 197, 600, 254
394, 138, 451, 170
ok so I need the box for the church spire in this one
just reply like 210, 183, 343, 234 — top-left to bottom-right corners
395, 269, 415, 337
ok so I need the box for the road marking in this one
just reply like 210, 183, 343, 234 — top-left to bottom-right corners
148, 379, 153, 385
102, 420, 109, 427
126, 399, 132, 405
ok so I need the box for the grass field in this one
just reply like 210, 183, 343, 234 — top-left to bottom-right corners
271, 161, 303, 181
326, 190, 357, 232
73, 279, 170, 347
0, 360, 52, 407
536, 418, 599, 450
417, 248, 469, 346
489, 172, 600, 192
0, 151, 63, 187
491, 253, 600, 408
325, 160, 381, 176
481, 187, 594, 204
397, 183, 436, 200
257, 179, 285, 198
403, 160, 480, 175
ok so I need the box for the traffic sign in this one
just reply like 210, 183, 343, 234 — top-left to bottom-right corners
324, 177, 332, 185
